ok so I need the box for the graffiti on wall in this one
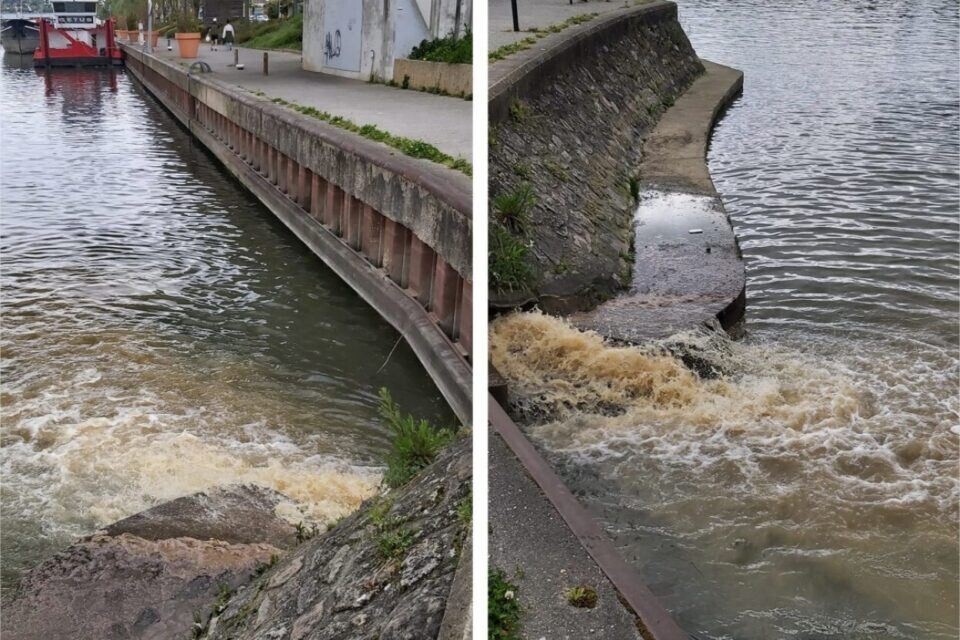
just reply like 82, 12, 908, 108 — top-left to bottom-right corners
324, 29, 341, 59
321, 1, 362, 72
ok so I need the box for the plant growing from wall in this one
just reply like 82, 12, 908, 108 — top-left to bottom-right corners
492, 183, 535, 235
627, 173, 641, 204
489, 223, 533, 293
378, 388, 455, 488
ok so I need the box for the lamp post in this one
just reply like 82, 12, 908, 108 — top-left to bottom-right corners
511, 0, 519, 32
145, 0, 153, 52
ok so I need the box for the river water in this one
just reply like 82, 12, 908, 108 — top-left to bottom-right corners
491, 1, 958, 638
0, 58, 451, 596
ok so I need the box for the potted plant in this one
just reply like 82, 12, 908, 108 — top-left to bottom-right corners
113, 15, 129, 42
124, 12, 141, 42
144, 15, 160, 47
174, 11, 202, 58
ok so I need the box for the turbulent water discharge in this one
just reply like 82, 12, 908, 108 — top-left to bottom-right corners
493, 1, 958, 638
0, 60, 451, 596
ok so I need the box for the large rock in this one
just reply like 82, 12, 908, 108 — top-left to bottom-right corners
102, 484, 299, 548
202, 438, 472, 640
2, 485, 297, 640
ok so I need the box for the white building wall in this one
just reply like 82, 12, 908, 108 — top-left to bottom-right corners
303, 0, 470, 81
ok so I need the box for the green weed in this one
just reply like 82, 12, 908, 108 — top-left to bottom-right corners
508, 99, 530, 122
627, 173, 641, 204
457, 495, 472, 526
489, 224, 533, 293
379, 388, 455, 488
566, 585, 598, 608
489, 568, 521, 639
492, 183, 535, 235
264, 97, 471, 175
489, 14, 598, 62
377, 527, 416, 560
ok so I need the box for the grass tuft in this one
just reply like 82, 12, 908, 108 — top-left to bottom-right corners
489, 14, 598, 62
566, 585, 598, 608
492, 183, 535, 235
489, 224, 533, 293
264, 97, 471, 175
508, 99, 530, 122
379, 388, 455, 488
377, 527, 416, 560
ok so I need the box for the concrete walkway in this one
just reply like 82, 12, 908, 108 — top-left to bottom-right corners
489, 0, 629, 49
570, 60, 746, 343
489, 432, 645, 639
150, 45, 472, 160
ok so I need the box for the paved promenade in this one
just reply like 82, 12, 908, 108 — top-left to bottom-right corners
150, 45, 471, 160
489, 0, 629, 49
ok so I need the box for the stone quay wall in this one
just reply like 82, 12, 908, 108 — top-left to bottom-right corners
489, 1, 703, 313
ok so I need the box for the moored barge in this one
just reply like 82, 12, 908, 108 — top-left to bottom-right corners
34, 2, 121, 67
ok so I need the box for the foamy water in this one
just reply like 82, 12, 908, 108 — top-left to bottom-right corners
0, 63, 450, 595
492, 312, 958, 637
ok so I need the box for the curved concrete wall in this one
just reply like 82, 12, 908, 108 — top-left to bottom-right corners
488, 1, 705, 313
123, 45, 472, 424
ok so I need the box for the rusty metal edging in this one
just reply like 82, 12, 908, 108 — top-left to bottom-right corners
124, 58, 473, 425
489, 396, 688, 640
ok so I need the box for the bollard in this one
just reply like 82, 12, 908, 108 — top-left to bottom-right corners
263, 51, 268, 75
233, 48, 238, 67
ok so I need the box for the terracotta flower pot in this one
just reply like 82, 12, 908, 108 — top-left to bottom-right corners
146, 30, 159, 47
175, 32, 201, 58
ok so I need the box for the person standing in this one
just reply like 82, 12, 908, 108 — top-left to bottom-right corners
222, 19, 235, 51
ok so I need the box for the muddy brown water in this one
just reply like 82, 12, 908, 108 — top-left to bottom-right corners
0, 59, 452, 597
492, 1, 958, 638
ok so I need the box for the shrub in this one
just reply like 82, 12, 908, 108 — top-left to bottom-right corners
239, 15, 302, 50
409, 31, 472, 64
379, 388, 455, 488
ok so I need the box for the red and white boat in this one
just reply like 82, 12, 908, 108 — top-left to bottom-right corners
34, 1, 122, 67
